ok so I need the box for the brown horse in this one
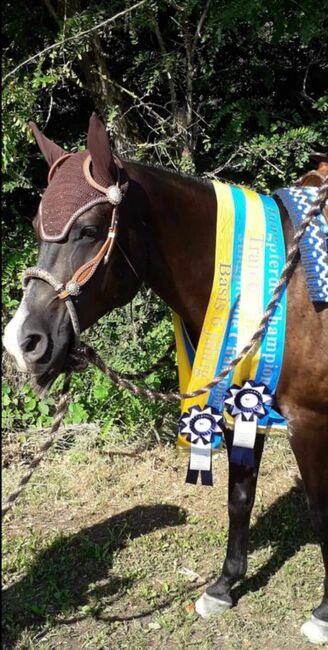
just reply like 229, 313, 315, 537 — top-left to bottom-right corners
3, 114, 328, 644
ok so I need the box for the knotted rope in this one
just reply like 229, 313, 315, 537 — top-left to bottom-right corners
2, 178, 327, 518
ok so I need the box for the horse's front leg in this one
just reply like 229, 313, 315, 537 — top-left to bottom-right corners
196, 432, 265, 617
290, 428, 328, 645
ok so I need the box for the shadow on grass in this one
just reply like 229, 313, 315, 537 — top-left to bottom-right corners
232, 480, 316, 604
3, 483, 317, 647
2, 504, 186, 649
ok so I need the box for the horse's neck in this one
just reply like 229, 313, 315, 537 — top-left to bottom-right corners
126, 162, 217, 342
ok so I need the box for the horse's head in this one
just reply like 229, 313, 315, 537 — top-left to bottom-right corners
3, 114, 148, 389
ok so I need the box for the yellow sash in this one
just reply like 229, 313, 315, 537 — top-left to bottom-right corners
173, 180, 287, 447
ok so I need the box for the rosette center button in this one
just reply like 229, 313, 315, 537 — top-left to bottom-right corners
194, 416, 213, 433
239, 393, 259, 409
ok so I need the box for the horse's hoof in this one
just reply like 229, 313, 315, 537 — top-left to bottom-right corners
301, 615, 328, 645
195, 591, 231, 619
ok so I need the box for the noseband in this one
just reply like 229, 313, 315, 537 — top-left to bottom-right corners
22, 153, 131, 344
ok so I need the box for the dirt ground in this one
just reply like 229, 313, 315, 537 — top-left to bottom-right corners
2, 429, 323, 649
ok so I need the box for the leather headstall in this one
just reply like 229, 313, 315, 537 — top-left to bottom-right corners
48, 153, 129, 300
22, 152, 129, 344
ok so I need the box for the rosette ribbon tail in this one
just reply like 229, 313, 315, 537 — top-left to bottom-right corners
229, 413, 257, 467
186, 441, 213, 486
179, 405, 224, 487
224, 381, 273, 468
186, 466, 213, 486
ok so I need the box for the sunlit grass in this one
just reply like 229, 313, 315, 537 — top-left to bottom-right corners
2, 432, 322, 649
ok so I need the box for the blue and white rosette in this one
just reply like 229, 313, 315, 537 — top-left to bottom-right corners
224, 380, 272, 466
179, 405, 224, 486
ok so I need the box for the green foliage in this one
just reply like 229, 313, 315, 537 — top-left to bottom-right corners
2, 0, 327, 438
3, 0, 327, 190
2, 233, 177, 437
60, 292, 177, 441
2, 220, 177, 437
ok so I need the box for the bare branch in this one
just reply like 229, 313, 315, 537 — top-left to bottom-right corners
162, 0, 185, 11
42, 0, 61, 26
106, 78, 169, 126
206, 147, 243, 176
240, 146, 284, 175
4, 0, 147, 83
153, 20, 178, 117
192, 0, 211, 57
301, 62, 315, 104
44, 92, 54, 127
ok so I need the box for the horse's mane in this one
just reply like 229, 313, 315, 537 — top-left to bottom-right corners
122, 157, 212, 188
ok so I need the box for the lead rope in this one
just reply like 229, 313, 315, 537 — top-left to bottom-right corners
1, 345, 176, 518
2, 178, 327, 518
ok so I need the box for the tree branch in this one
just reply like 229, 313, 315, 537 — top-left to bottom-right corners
192, 0, 211, 58
4, 0, 147, 83
42, 0, 61, 26
152, 20, 178, 119
162, 0, 185, 12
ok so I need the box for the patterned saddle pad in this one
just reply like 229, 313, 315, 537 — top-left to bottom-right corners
275, 187, 328, 302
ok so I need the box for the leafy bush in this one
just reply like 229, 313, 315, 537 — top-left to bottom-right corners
2, 0, 327, 441
2, 217, 178, 441
2, 222, 178, 440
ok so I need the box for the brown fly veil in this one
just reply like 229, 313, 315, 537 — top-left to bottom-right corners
37, 151, 114, 241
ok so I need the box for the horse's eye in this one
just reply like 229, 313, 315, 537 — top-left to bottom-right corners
80, 225, 97, 239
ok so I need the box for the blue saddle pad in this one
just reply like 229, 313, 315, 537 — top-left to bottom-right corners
275, 187, 328, 302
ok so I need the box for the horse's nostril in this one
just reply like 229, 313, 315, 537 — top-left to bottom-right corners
23, 334, 41, 353
21, 331, 49, 361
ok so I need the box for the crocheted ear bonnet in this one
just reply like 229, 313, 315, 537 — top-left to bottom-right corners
30, 114, 120, 242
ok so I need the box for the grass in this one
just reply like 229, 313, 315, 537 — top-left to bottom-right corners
2, 428, 324, 649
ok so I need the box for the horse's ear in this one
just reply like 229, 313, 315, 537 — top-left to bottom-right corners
87, 112, 116, 184
28, 122, 66, 167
